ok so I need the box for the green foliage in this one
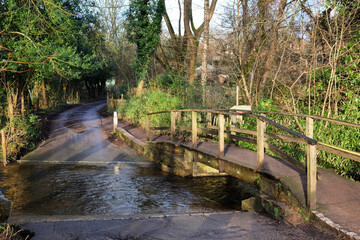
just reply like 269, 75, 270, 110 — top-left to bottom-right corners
0, 0, 108, 105
0, 115, 43, 161
125, 0, 165, 83
149, 71, 188, 97
0, 0, 109, 162
117, 90, 182, 127
299, 1, 360, 179
107, 85, 129, 99
255, 99, 279, 112
315, 120, 360, 180
146, 72, 239, 110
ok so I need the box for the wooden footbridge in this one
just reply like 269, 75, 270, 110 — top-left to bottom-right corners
144, 109, 360, 210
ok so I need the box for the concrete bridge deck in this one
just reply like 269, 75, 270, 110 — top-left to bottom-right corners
118, 120, 360, 239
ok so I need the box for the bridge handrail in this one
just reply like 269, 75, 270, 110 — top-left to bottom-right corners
145, 109, 360, 209
147, 109, 317, 145
221, 109, 360, 162
149, 109, 360, 128
145, 108, 360, 210
223, 109, 360, 129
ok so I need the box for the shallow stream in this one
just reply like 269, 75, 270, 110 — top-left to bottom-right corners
0, 162, 256, 217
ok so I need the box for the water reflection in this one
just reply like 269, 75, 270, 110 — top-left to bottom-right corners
0, 163, 257, 216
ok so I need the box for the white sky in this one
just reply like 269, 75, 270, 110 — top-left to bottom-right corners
165, 0, 225, 34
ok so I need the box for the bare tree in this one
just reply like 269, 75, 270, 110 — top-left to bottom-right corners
201, 0, 210, 87
95, 0, 136, 87
161, 0, 218, 84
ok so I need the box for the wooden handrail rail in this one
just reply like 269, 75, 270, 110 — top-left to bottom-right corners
224, 109, 360, 129
256, 114, 317, 145
147, 109, 317, 145
147, 109, 360, 128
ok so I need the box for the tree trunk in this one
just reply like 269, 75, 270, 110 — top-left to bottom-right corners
42, 81, 48, 108
7, 94, 14, 134
260, 0, 287, 97
21, 89, 25, 116
201, 0, 210, 104
184, 0, 195, 84
164, 0, 217, 84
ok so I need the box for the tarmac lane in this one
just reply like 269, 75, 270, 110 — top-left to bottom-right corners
21, 101, 146, 163
19, 212, 340, 240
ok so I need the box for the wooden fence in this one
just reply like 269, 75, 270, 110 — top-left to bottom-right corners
1, 129, 6, 166
145, 109, 360, 210
224, 109, 360, 163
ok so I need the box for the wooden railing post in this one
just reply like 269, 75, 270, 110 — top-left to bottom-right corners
113, 111, 118, 131
171, 111, 176, 141
256, 118, 265, 170
261, 113, 267, 139
218, 114, 225, 158
230, 113, 236, 135
236, 85, 239, 105
145, 114, 150, 141
239, 115, 244, 127
1, 129, 6, 166
306, 116, 317, 209
192, 111, 197, 148
206, 112, 212, 127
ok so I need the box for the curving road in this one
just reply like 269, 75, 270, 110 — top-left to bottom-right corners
22, 101, 146, 163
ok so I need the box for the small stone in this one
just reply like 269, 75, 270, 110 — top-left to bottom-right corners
334, 224, 342, 231
325, 219, 334, 226
319, 217, 328, 223
242, 197, 263, 212
316, 213, 324, 218
347, 232, 357, 238
353, 235, 360, 240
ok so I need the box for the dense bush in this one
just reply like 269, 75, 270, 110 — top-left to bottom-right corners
0, 114, 44, 161
149, 72, 237, 110
117, 89, 182, 128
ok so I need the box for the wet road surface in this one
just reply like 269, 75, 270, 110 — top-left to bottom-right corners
2, 102, 255, 218
22, 101, 144, 163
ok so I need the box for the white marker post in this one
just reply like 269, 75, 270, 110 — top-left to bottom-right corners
113, 111, 118, 131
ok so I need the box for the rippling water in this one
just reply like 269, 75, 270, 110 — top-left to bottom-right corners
0, 163, 257, 216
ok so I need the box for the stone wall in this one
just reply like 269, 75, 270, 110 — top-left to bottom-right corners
114, 126, 309, 225
114, 127, 223, 177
